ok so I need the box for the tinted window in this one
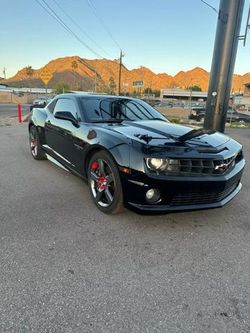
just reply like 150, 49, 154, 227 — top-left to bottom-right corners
54, 98, 80, 120
47, 99, 57, 113
80, 97, 167, 122
80, 98, 101, 121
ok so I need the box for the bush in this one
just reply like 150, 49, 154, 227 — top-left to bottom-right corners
54, 83, 70, 94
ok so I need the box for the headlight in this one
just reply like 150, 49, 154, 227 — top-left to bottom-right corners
146, 158, 168, 171
145, 158, 180, 173
191, 110, 197, 115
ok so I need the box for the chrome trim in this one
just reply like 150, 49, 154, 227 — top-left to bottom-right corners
128, 180, 148, 187
45, 154, 69, 171
43, 144, 75, 167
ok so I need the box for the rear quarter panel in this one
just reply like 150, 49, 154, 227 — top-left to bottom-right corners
29, 107, 48, 144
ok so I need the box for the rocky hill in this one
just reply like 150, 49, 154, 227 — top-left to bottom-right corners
3, 56, 250, 93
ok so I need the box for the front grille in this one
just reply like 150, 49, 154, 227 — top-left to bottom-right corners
167, 151, 242, 176
170, 181, 239, 206
179, 156, 235, 175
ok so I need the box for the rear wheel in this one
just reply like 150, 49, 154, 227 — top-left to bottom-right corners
87, 151, 124, 214
29, 125, 46, 160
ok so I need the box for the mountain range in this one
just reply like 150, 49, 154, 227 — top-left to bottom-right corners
3, 56, 250, 93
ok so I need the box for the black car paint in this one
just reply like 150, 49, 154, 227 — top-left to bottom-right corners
29, 94, 245, 213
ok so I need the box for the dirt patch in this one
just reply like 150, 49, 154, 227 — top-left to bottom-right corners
156, 107, 191, 120
0, 116, 20, 127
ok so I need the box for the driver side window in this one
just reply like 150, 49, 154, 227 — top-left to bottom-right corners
53, 98, 80, 121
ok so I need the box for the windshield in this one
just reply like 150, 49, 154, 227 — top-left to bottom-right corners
80, 97, 168, 123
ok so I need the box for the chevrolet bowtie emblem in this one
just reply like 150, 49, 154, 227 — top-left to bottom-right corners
214, 159, 235, 172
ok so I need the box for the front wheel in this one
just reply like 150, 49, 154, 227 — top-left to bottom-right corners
87, 151, 124, 214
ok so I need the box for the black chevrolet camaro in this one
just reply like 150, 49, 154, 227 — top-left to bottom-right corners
29, 93, 245, 214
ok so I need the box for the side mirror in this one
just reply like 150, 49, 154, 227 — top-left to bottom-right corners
54, 111, 79, 127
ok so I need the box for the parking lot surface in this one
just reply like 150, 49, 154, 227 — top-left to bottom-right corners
0, 123, 250, 332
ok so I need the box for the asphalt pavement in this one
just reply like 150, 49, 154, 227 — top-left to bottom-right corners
0, 103, 30, 118
0, 123, 250, 332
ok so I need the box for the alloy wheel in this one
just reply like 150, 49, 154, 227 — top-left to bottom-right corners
89, 158, 115, 207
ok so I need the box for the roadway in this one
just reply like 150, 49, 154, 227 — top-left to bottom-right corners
0, 103, 30, 118
0, 124, 249, 332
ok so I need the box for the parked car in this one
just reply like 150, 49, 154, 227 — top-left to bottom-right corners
226, 109, 250, 123
189, 107, 250, 123
30, 97, 51, 111
142, 98, 161, 107
158, 102, 173, 108
29, 94, 245, 214
188, 107, 206, 121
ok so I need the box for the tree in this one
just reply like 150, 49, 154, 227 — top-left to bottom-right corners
25, 65, 34, 78
109, 76, 116, 94
71, 60, 78, 71
132, 90, 137, 97
25, 66, 34, 89
71, 60, 78, 89
153, 89, 160, 97
143, 87, 153, 95
187, 85, 202, 91
54, 83, 70, 94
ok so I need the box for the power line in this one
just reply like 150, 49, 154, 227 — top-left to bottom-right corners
50, 0, 113, 59
200, 0, 218, 13
34, 0, 102, 91
86, 0, 122, 51
35, 0, 104, 59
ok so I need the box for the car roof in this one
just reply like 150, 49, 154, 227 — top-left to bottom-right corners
56, 93, 140, 102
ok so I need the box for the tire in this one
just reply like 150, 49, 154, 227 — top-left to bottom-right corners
29, 125, 46, 160
87, 151, 124, 214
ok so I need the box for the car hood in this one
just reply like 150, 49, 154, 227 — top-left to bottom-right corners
103, 120, 231, 148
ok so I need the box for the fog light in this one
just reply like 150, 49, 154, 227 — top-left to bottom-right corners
146, 188, 161, 203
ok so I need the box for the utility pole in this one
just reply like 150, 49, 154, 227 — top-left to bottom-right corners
118, 50, 124, 95
204, 0, 245, 132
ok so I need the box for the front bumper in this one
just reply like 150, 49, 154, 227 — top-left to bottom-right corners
128, 182, 242, 212
121, 159, 244, 213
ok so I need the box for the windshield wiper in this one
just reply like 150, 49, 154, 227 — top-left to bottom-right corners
91, 118, 124, 123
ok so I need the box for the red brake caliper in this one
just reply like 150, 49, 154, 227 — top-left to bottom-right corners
91, 161, 99, 169
91, 161, 108, 190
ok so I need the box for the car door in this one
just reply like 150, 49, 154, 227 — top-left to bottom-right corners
45, 97, 81, 169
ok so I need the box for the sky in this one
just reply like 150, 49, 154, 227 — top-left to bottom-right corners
0, 0, 250, 78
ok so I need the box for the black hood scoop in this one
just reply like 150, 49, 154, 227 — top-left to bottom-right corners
178, 128, 216, 142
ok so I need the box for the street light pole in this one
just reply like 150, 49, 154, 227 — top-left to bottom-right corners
204, 0, 245, 132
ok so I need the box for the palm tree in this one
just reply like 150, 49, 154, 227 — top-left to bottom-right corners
25, 65, 34, 95
109, 76, 116, 95
25, 66, 34, 79
71, 61, 78, 89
